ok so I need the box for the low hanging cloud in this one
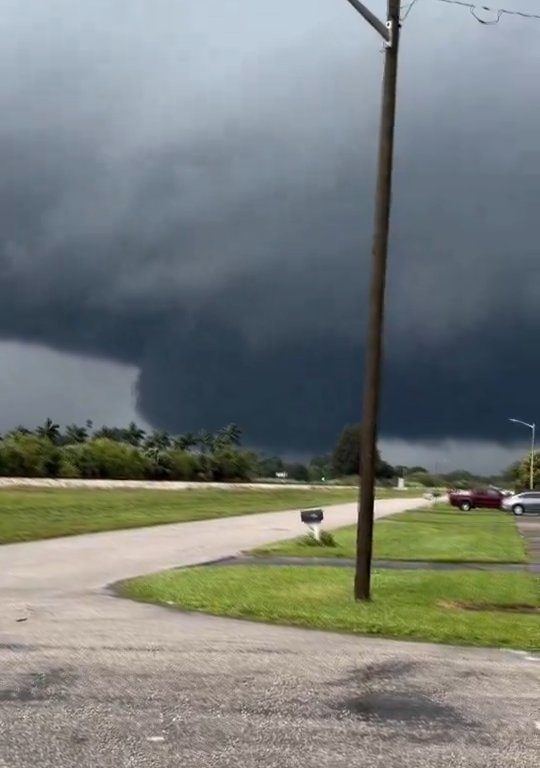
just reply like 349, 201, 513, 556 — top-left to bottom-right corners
0, 0, 538, 451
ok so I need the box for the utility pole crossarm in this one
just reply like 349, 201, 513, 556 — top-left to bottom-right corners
344, 0, 391, 42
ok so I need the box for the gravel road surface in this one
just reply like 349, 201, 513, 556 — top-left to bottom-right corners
1, 497, 538, 767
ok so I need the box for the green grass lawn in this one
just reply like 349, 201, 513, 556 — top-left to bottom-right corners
0, 487, 358, 544
371, 487, 431, 499
253, 505, 527, 563
119, 564, 540, 651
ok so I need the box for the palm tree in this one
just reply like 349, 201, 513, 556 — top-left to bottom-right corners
219, 423, 242, 447
124, 421, 146, 447
64, 424, 88, 444
144, 430, 171, 452
36, 418, 61, 444
197, 430, 215, 455
173, 432, 197, 451
7, 425, 32, 438
94, 425, 125, 442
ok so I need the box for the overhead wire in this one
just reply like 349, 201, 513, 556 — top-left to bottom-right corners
433, 0, 540, 22
400, 0, 420, 20
400, 0, 540, 24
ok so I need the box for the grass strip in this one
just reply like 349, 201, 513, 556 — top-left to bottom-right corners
119, 564, 540, 650
0, 487, 357, 543
253, 505, 527, 564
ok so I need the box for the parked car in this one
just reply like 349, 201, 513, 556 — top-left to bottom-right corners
448, 488, 504, 511
501, 491, 540, 516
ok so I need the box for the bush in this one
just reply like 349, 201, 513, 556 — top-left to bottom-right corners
63, 439, 149, 479
407, 471, 444, 487
284, 462, 309, 482
144, 450, 173, 480
209, 448, 257, 482
327, 475, 359, 486
166, 450, 200, 481
0, 432, 269, 483
58, 457, 80, 478
0, 434, 61, 477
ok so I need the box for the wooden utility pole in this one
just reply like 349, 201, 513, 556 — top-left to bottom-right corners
346, 0, 402, 601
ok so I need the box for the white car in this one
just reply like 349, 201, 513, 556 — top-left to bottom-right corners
501, 491, 540, 515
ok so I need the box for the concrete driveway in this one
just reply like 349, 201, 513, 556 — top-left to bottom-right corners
0, 497, 538, 767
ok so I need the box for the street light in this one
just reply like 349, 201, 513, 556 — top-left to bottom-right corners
509, 418, 536, 489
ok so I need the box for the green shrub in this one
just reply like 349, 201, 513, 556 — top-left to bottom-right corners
284, 462, 309, 482
144, 450, 173, 480
166, 450, 200, 481
63, 439, 149, 479
58, 457, 80, 478
0, 435, 61, 477
0, 432, 276, 484
209, 448, 256, 482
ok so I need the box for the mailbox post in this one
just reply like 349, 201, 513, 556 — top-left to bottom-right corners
300, 509, 324, 542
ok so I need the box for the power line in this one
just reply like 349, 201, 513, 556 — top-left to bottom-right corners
400, 0, 420, 20
433, 0, 540, 23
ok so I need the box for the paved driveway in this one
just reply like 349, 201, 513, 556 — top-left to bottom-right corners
0, 498, 413, 594
516, 515, 540, 571
1, 498, 538, 767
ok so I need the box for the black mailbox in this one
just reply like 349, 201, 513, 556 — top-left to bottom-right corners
300, 508, 324, 524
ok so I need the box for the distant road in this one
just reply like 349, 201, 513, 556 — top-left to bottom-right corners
0, 477, 356, 491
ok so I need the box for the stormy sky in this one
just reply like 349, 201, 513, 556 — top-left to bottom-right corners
0, 0, 538, 472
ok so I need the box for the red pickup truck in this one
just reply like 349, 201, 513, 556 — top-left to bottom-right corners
448, 488, 504, 511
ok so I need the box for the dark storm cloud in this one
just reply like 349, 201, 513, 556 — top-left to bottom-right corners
0, 0, 538, 451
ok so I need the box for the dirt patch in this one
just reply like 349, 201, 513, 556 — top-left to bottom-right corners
439, 600, 539, 615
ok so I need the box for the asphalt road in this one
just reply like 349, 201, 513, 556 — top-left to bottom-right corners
1, 498, 538, 767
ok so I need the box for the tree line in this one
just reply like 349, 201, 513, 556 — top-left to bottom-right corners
0, 419, 399, 483
1, 418, 507, 486
0, 420, 355, 483
327, 424, 519, 489
0, 420, 256, 481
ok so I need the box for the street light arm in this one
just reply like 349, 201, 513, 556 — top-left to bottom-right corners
344, 0, 391, 42
509, 418, 535, 430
